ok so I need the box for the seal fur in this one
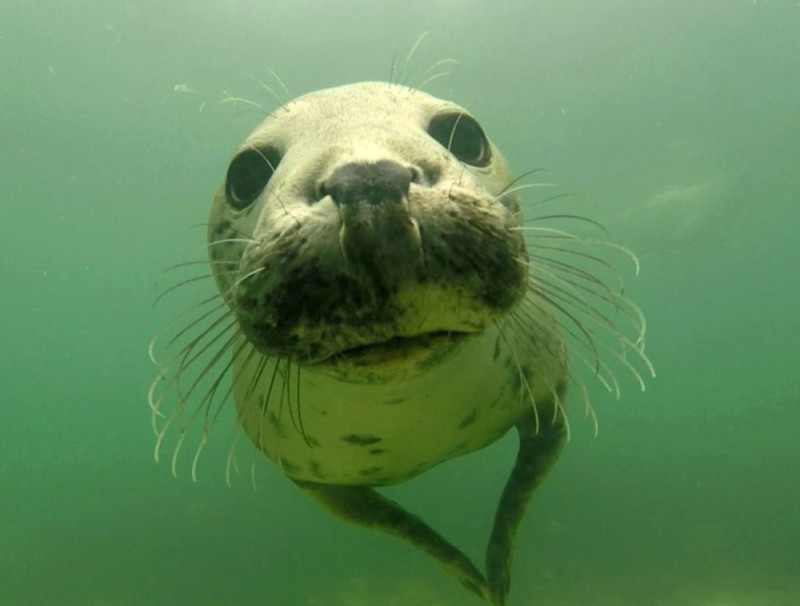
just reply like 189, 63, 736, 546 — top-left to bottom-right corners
150, 81, 653, 605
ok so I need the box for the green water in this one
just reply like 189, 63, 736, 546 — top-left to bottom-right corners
1, 1, 798, 605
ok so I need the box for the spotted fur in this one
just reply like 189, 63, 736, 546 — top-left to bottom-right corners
151, 82, 653, 606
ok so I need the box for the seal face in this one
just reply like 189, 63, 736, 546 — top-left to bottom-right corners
151, 81, 652, 606
210, 83, 526, 373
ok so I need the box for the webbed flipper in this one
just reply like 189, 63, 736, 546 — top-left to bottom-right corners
293, 404, 566, 605
486, 406, 567, 605
293, 480, 491, 601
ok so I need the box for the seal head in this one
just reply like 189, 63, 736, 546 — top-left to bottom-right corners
208, 83, 528, 381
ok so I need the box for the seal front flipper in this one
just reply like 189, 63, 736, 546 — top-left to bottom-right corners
486, 405, 567, 606
293, 480, 491, 601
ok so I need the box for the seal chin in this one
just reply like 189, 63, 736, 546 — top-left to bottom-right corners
312, 330, 473, 383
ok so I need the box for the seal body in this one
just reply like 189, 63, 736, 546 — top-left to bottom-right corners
153, 81, 650, 605
208, 83, 567, 490
232, 326, 563, 487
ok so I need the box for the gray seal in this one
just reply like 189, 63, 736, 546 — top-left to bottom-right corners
151, 82, 652, 605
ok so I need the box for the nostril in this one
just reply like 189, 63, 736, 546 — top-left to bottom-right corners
324, 160, 413, 207
415, 160, 441, 186
409, 166, 423, 184
315, 181, 329, 202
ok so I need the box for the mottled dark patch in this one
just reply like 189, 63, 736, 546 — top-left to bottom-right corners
268, 411, 287, 438
359, 466, 384, 478
416, 158, 442, 186
305, 435, 321, 448
447, 442, 469, 458
459, 409, 478, 429
209, 217, 234, 245
341, 433, 382, 446
308, 460, 325, 479
508, 361, 532, 397
368, 448, 386, 455
279, 459, 301, 475
410, 462, 431, 476
236, 246, 402, 359
554, 378, 568, 399
486, 390, 507, 411
492, 335, 502, 361
421, 205, 526, 314
415, 335, 464, 372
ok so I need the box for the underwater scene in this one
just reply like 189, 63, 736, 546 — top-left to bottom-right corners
1, 1, 798, 605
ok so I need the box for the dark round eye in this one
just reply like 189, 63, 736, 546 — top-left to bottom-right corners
427, 112, 492, 167
224, 146, 281, 210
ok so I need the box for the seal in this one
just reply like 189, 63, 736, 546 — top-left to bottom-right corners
150, 82, 653, 605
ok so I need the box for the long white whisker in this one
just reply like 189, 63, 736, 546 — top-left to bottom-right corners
498, 182, 557, 198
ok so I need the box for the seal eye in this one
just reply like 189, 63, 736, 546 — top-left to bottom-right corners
225, 146, 281, 210
427, 112, 492, 168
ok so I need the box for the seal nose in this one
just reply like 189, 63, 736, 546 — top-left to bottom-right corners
324, 160, 422, 279
324, 160, 413, 207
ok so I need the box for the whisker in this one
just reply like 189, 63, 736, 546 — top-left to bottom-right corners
162, 329, 240, 477
526, 277, 652, 401
415, 58, 458, 85
413, 59, 458, 91
237, 348, 280, 490
585, 240, 641, 276
158, 259, 239, 272
294, 361, 312, 448
551, 385, 571, 442
527, 282, 602, 375
499, 182, 557, 198
493, 319, 540, 434
524, 192, 577, 211
241, 70, 287, 112
577, 354, 620, 398
282, 360, 302, 436
153, 273, 220, 306
527, 214, 609, 234
155, 299, 230, 362
520, 253, 624, 302
572, 381, 598, 436
251, 447, 259, 491
259, 358, 284, 452
500, 305, 578, 443
206, 338, 255, 427
155, 317, 237, 428
190, 339, 257, 482
149, 303, 231, 397
164, 323, 237, 411
225, 426, 244, 488
516, 226, 642, 277
400, 31, 430, 88
267, 69, 291, 104
511, 225, 588, 241
223, 345, 269, 489
496, 168, 551, 197
231, 265, 266, 290
207, 237, 258, 248
533, 276, 629, 342
415, 70, 453, 91
526, 243, 621, 276
219, 91, 269, 113
388, 45, 398, 86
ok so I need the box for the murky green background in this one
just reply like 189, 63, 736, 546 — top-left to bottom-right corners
2, 1, 798, 605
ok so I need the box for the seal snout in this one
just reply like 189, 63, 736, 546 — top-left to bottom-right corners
323, 160, 423, 274
323, 159, 415, 207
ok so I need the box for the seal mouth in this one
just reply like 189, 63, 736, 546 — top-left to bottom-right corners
315, 330, 473, 371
